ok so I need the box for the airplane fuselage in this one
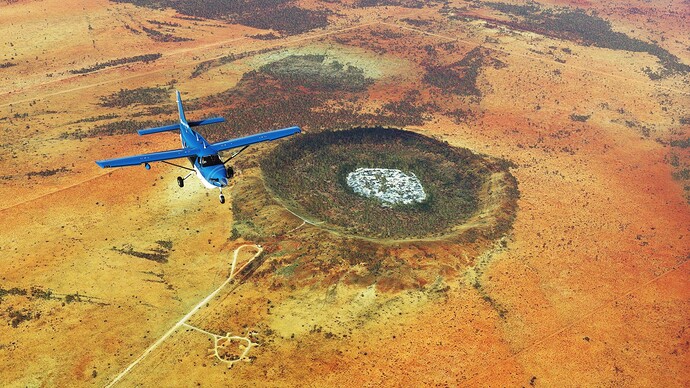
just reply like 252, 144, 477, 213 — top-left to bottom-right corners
95, 90, 300, 204
179, 122, 230, 189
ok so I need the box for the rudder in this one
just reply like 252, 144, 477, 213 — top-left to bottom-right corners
176, 90, 187, 125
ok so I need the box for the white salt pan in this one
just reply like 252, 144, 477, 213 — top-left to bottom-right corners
346, 168, 426, 207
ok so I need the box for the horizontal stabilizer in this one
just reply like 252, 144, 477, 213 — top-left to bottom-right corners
211, 126, 301, 151
137, 117, 225, 135
137, 123, 180, 136
189, 117, 226, 127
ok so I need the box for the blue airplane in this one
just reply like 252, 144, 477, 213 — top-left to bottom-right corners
95, 90, 300, 203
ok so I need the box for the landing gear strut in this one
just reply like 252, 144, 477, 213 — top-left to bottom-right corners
219, 193, 225, 204
177, 172, 193, 188
219, 187, 225, 204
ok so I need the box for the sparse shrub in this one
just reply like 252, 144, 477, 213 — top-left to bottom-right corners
30, 287, 52, 300
69, 53, 162, 74
99, 87, 171, 108
110, 0, 329, 35
423, 47, 505, 97
569, 113, 590, 122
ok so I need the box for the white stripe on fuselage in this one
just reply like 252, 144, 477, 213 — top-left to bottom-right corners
194, 165, 217, 189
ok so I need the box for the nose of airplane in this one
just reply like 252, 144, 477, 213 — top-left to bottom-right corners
211, 167, 228, 187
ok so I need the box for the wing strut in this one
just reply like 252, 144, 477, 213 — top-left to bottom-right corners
161, 160, 195, 172
223, 145, 250, 164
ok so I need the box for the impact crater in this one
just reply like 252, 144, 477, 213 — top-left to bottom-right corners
261, 127, 519, 241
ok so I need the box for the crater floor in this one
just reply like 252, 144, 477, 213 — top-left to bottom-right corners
346, 167, 427, 207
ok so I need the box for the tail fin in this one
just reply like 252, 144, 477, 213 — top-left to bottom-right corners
176, 90, 187, 125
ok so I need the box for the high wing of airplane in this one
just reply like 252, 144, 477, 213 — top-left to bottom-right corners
95, 90, 301, 203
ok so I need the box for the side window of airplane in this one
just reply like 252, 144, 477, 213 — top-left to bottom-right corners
200, 155, 223, 167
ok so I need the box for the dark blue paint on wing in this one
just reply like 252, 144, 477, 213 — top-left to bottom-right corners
95, 147, 200, 168
210, 126, 301, 152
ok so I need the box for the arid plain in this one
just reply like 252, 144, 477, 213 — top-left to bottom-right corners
0, 0, 688, 386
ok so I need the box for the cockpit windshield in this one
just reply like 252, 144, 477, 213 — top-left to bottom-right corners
199, 155, 223, 167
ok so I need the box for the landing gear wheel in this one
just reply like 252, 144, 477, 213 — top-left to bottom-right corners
219, 194, 225, 204
177, 176, 184, 188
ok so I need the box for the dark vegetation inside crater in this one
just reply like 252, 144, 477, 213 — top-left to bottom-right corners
109, 0, 329, 35
262, 127, 496, 239
475, 2, 690, 78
